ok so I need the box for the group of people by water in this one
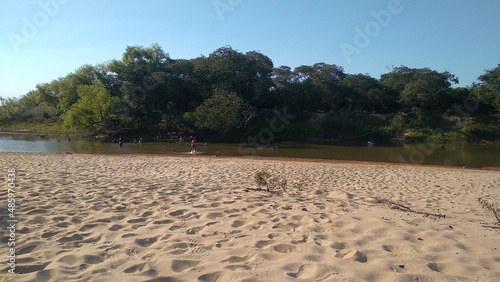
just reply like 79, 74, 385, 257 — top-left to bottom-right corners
112, 137, 142, 148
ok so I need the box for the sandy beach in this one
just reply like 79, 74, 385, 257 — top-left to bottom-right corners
0, 152, 499, 282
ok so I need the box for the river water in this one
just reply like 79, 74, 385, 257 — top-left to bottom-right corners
0, 134, 499, 168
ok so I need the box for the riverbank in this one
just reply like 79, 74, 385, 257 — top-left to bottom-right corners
0, 153, 498, 281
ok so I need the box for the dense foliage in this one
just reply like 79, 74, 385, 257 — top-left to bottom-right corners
1, 44, 499, 143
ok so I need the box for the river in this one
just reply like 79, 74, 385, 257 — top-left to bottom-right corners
0, 134, 499, 168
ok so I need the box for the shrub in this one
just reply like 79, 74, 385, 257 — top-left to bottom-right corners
255, 169, 287, 195
462, 124, 500, 141
478, 197, 500, 223
254, 169, 306, 195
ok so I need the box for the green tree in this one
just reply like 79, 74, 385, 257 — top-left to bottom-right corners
204, 47, 274, 105
0, 97, 19, 121
186, 89, 255, 132
287, 63, 347, 112
380, 66, 459, 110
107, 44, 180, 128
342, 73, 396, 113
63, 85, 120, 132
472, 64, 500, 118
400, 79, 435, 109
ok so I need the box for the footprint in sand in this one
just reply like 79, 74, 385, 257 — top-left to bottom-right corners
222, 255, 247, 263
186, 226, 205, 235
206, 212, 225, 219
83, 254, 104, 264
291, 235, 308, 245
230, 220, 247, 228
334, 248, 368, 263
17, 243, 39, 255
153, 219, 174, 225
135, 236, 158, 247
41, 231, 59, 238
57, 233, 84, 243
287, 264, 320, 279
427, 262, 440, 272
124, 262, 147, 273
160, 234, 172, 241
127, 218, 147, 224
382, 244, 414, 255
94, 218, 111, 223
57, 254, 79, 266
255, 240, 275, 249
169, 209, 186, 217
55, 222, 71, 228
274, 244, 298, 253
171, 259, 200, 272
169, 225, 183, 231
15, 264, 48, 275
267, 233, 280, 239
167, 242, 193, 254
224, 264, 254, 271
211, 202, 222, 208
108, 224, 123, 231
272, 223, 295, 232
52, 216, 67, 222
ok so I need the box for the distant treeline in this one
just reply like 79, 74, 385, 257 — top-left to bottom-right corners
1, 44, 499, 143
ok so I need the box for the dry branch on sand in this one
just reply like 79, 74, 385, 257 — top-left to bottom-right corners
478, 197, 500, 223
375, 197, 446, 219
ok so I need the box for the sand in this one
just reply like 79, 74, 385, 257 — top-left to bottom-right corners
0, 152, 499, 282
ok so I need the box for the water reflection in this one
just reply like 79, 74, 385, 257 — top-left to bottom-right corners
0, 134, 498, 168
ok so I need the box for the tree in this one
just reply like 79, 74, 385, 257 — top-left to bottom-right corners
204, 47, 274, 105
63, 85, 120, 132
107, 43, 175, 127
284, 63, 348, 112
186, 89, 255, 132
380, 66, 459, 110
400, 79, 435, 109
342, 73, 396, 113
472, 64, 500, 118
0, 97, 19, 121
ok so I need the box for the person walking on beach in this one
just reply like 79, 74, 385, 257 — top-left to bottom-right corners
190, 138, 196, 153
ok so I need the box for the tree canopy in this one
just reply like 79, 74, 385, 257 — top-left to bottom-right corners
1, 44, 498, 143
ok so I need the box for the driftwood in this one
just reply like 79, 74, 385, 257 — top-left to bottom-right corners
375, 198, 446, 219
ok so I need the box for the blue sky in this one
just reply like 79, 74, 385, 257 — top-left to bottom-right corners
1, 0, 499, 99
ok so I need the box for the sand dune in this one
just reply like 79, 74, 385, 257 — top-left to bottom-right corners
0, 153, 499, 281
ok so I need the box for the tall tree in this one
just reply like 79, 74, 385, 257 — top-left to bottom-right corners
204, 46, 274, 105
380, 66, 459, 110
107, 43, 175, 127
63, 85, 120, 132
186, 89, 255, 133
472, 64, 500, 118
342, 73, 397, 113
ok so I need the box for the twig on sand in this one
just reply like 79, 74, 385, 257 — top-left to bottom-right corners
478, 197, 500, 223
375, 198, 446, 219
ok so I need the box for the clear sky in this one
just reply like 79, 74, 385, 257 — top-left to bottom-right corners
1, 0, 499, 99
